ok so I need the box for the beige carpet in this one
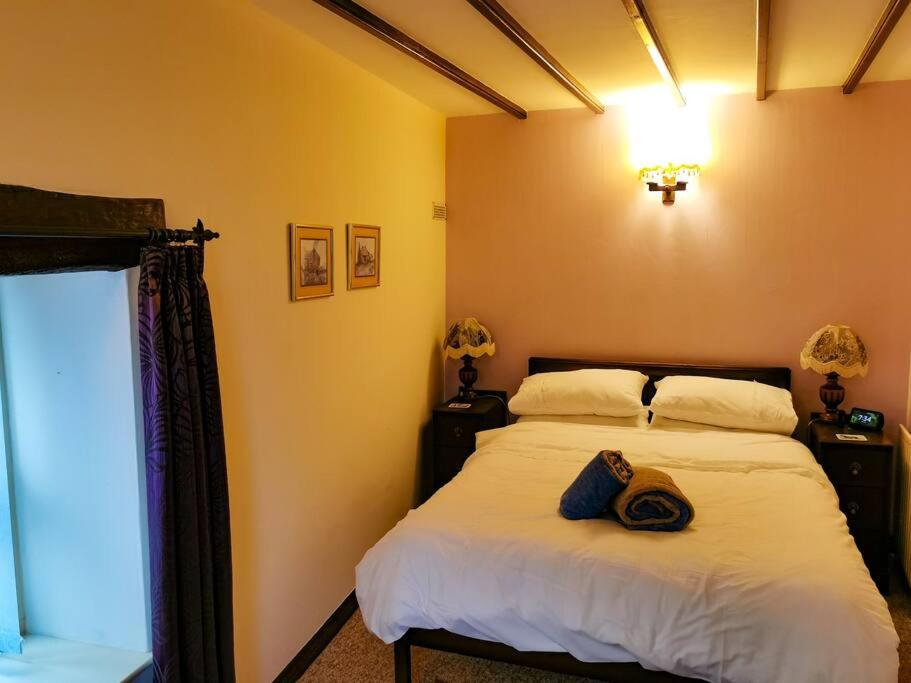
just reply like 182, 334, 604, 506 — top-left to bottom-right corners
303, 571, 911, 682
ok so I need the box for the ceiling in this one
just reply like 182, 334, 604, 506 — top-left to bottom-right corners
255, 0, 911, 116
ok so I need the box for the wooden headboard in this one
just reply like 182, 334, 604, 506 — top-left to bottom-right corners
528, 357, 791, 405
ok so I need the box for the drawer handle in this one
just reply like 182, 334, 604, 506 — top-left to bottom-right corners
453, 426, 463, 439
847, 501, 861, 516
848, 461, 863, 477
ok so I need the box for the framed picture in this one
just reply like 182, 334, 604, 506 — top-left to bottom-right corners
290, 223, 333, 300
347, 224, 380, 289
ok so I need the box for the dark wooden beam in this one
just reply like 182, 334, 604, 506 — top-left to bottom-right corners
620, 0, 685, 106
0, 184, 165, 275
756, 0, 771, 100
311, 0, 527, 119
465, 0, 604, 114
843, 0, 910, 94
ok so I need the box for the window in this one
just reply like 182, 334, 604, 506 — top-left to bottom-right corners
0, 270, 152, 679
0, 366, 21, 654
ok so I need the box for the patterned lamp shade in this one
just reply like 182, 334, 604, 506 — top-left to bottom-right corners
443, 317, 496, 360
799, 324, 869, 378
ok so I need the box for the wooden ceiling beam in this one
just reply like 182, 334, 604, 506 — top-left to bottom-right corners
620, 0, 685, 106
756, 0, 771, 100
311, 0, 527, 119
843, 0, 910, 94
466, 0, 604, 114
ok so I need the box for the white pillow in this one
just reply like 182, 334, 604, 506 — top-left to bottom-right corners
516, 412, 649, 429
649, 375, 798, 435
508, 369, 648, 417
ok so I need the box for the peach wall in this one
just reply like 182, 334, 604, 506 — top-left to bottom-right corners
0, 1, 444, 680
446, 82, 911, 436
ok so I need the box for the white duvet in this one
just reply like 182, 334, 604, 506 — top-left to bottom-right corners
356, 421, 898, 682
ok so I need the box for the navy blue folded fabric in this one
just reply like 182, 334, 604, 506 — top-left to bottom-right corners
559, 450, 634, 520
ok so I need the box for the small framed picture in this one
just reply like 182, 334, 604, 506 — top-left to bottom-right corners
347, 224, 380, 289
290, 224, 333, 300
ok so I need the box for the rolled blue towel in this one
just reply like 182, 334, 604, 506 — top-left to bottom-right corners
560, 450, 634, 520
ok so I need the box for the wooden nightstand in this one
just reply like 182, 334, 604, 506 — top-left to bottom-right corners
808, 420, 893, 593
430, 393, 508, 497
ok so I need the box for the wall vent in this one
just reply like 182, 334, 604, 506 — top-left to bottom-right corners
432, 202, 447, 221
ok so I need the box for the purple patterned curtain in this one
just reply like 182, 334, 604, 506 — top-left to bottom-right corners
138, 246, 235, 682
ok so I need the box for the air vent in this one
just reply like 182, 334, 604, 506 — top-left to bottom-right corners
432, 202, 447, 221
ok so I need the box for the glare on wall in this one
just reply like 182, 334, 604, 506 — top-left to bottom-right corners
607, 84, 724, 177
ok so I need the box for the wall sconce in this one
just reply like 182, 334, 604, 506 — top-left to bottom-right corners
639, 163, 700, 204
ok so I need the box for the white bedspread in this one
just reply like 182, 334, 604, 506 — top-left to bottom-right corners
356, 421, 898, 682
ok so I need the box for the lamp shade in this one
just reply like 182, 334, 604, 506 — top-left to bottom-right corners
638, 162, 700, 184
799, 324, 869, 378
443, 317, 495, 360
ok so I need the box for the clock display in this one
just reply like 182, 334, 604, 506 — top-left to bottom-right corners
848, 408, 884, 432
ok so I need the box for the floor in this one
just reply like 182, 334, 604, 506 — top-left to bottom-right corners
302, 570, 911, 682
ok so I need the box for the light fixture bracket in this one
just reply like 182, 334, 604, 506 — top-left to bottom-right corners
647, 180, 688, 204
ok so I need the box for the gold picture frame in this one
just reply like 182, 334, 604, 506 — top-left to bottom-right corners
347, 224, 380, 289
290, 223, 333, 300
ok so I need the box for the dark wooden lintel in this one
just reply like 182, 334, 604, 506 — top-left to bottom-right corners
0, 184, 165, 275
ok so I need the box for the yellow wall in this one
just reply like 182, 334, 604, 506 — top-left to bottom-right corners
0, 1, 445, 679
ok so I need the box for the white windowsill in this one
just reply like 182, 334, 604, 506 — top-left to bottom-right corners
0, 635, 151, 682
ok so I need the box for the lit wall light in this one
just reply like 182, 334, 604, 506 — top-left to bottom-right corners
639, 163, 700, 204
614, 84, 720, 206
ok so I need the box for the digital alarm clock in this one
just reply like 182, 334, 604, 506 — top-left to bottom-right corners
847, 407, 884, 433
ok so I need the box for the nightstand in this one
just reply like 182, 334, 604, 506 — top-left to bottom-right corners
808, 420, 893, 593
430, 393, 508, 497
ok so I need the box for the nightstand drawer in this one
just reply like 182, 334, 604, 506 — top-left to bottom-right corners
809, 420, 893, 595
434, 415, 477, 448
851, 530, 888, 590
433, 446, 472, 488
836, 485, 885, 531
823, 447, 888, 486
430, 395, 508, 500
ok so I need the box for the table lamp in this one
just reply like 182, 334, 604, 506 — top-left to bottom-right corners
443, 317, 496, 399
799, 324, 869, 423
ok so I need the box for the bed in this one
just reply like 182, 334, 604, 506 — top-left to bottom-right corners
356, 358, 899, 682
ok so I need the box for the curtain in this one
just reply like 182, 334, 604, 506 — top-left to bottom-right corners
138, 246, 235, 682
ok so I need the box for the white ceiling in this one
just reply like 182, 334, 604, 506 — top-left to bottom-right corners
255, 0, 911, 116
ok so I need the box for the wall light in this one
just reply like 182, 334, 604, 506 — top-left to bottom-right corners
614, 84, 720, 206
638, 163, 700, 204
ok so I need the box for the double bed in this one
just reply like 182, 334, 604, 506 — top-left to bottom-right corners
356, 358, 899, 682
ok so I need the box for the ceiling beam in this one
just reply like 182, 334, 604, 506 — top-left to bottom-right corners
756, 0, 771, 100
466, 0, 604, 114
311, 0, 527, 119
843, 0, 910, 94
620, 0, 685, 106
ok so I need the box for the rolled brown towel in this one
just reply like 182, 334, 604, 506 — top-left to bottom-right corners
611, 467, 694, 531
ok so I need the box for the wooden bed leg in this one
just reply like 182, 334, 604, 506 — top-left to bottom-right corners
394, 635, 412, 683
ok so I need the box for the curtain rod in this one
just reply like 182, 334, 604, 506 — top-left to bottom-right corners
0, 218, 220, 245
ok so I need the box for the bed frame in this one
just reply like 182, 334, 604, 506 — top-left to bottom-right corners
529, 357, 791, 401
393, 357, 791, 683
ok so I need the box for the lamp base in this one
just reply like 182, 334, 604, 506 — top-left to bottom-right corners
819, 372, 845, 423
458, 356, 478, 400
